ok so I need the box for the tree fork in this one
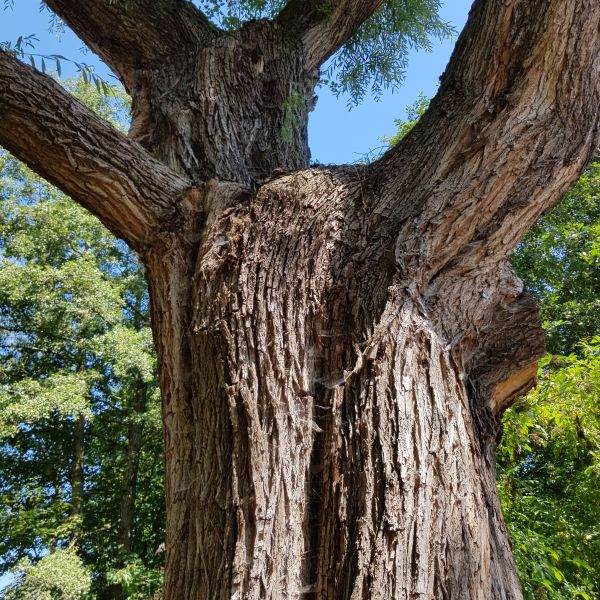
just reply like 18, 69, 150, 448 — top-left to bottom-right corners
1, 0, 599, 597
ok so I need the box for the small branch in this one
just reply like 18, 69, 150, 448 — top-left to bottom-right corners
42, 0, 218, 89
277, 0, 384, 71
0, 51, 191, 251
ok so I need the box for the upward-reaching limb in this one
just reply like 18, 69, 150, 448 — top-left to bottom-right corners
276, 0, 385, 71
358, 0, 599, 411
43, 0, 218, 90
367, 0, 600, 283
0, 51, 191, 251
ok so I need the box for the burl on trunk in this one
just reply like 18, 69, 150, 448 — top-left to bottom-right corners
1, 0, 599, 598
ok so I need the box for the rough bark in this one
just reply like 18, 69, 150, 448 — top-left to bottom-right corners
150, 167, 530, 599
1, 0, 600, 598
42, 0, 218, 91
126, 20, 316, 186
0, 51, 192, 251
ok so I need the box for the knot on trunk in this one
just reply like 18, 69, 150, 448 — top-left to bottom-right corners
466, 291, 545, 415
424, 261, 546, 431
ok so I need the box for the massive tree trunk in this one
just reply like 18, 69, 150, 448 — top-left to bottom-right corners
0, 0, 599, 598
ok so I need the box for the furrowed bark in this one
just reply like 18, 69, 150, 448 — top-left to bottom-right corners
42, 0, 218, 90
360, 0, 600, 410
0, 51, 192, 251
142, 1, 600, 598
368, 0, 600, 282
127, 21, 316, 186
164, 165, 527, 598
277, 0, 385, 70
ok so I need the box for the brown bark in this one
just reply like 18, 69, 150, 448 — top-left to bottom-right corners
42, 0, 218, 90
126, 21, 316, 186
0, 51, 192, 251
1, 0, 600, 598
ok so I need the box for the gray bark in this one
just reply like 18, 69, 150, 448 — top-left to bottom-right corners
1, 0, 599, 597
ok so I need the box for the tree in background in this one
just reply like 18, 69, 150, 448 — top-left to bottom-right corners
1, 0, 599, 597
0, 81, 164, 599
498, 159, 600, 600
511, 162, 600, 356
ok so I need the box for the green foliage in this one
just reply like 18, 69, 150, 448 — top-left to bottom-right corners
496, 158, 600, 599
0, 80, 163, 599
512, 160, 600, 355
380, 92, 429, 146
198, 0, 285, 28
0, 11, 114, 97
324, 1, 452, 104
106, 558, 163, 600
3, 551, 91, 600
497, 345, 600, 600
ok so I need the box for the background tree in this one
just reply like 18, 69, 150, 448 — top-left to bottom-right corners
0, 80, 164, 599
497, 158, 600, 600
0, 0, 599, 598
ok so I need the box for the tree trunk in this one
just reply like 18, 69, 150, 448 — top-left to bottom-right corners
117, 380, 148, 555
70, 413, 85, 533
144, 167, 544, 599
1, 0, 599, 598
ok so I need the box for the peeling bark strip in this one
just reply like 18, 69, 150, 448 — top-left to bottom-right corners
1, 0, 600, 598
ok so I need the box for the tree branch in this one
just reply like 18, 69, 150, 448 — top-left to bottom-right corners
42, 0, 218, 90
367, 0, 600, 284
0, 51, 191, 251
277, 0, 384, 71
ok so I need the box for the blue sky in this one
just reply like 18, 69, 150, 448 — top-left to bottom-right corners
0, 1, 472, 165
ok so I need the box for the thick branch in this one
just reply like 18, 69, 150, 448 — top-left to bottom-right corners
43, 0, 218, 89
0, 52, 191, 251
367, 0, 600, 284
277, 0, 384, 71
